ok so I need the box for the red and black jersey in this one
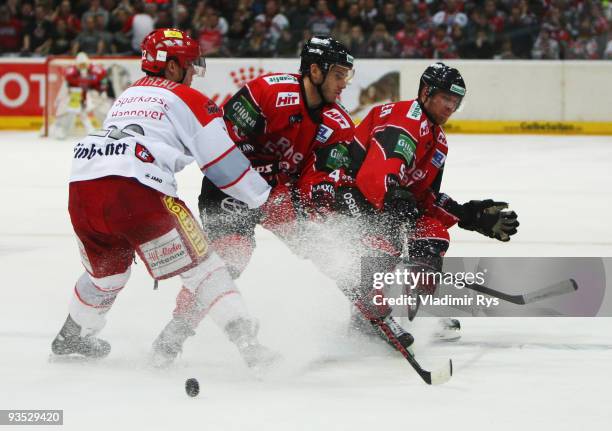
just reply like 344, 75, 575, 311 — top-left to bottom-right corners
222, 72, 354, 206
354, 99, 461, 228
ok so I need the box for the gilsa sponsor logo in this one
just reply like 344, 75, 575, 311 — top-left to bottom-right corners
275, 92, 300, 107
73, 142, 128, 159
407, 101, 422, 120
323, 109, 350, 129
263, 74, 299, 85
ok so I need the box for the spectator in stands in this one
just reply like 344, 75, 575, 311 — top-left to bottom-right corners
237, 19, 275, 57
332, 18, 352, 48
484, 0, 505, 34
108, 6, 133, 55
496, 37, 519, 59
464, 28, 496, 58
0, 5, 23, 55
308, 0, 337, 36
22, 4, 53, 56
50, 18, 73, 55
82, 0, 110, 28
361, 0, 379, 33
604, 33, 612, 59
53, 1, 81, 37
378, 2, 404, 34
431, 24, 459, 58
396, 19, 424, 58
197, 9, 227, 57
432, 0, 468, 30
175, 3, 195, 36
276, 28, 298, 57
255, 0, 289, 43
566, 19, 601, 59
346, 1, 366, 30
504, 3, 537, 58
330, 0, 350, 20
95, 14, 113, 55
286, 0, 315, 40
398, 0, 419, 24
72, 15, 105, 56
131, 1, 156, 55
531, 28, 561, 59
348, 24, 367, 57
365, 22, 399, 58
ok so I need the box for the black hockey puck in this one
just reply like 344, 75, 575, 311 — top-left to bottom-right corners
185, 378, 199, 397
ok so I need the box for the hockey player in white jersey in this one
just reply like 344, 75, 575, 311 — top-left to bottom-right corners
51, 28, 277, 369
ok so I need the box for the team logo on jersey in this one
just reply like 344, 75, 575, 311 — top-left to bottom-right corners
437, 130, 447, 147
315, 125, 334, 143
323, 109, 351, 129
394, 134, 417, 164
326, 144, 350, 170
275, 92, 300, 107
420, 120, 429, 137
263, 74, 299, 85
206, 100, 220, 115
431, 149, 446, 168
407, 101, 422, 120
135, 143, 155, 163
289, 113, 303, 124
380, 103, 394, 117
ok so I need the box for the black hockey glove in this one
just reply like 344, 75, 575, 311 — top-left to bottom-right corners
458, 200, 519, 242
383, 186, 420, 225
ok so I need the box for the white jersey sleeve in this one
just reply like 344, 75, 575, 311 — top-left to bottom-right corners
69, 76, 270, 208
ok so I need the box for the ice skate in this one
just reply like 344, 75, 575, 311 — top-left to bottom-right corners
150, 317, 195, 368
433, 318, 461, 342
51, 315, 110, 359
225, 318, 281, 371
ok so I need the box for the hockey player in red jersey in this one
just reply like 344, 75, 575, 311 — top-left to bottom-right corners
198, 36, 356, 278
150, 36, 356, 364
330, 63, 519, 341
51, 29, 278, 369
50, 52, 110, 139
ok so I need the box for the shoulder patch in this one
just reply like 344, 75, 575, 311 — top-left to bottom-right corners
380, 103, 394, 117
420, 120, 429, 137
323, 108, 351, 129
407, 101, 422, 120
437, 129, 447, 147
431, 149, 446, 168
315, 124, 334, 143
263, 74, 299, 85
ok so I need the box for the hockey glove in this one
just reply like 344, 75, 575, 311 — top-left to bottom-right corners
383, 186, 420, 225
458, 200, 519, 242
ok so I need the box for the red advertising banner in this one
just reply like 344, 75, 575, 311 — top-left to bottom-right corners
0, 59, 46, 128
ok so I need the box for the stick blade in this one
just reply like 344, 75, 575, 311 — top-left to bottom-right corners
522, 279, 579, 304
426, 359, 453, 385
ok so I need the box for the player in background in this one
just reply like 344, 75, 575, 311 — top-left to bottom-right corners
49, 52, 112, 139
326, 62, 519, 343
150, 36, 356, 364
51, 29, 277, 370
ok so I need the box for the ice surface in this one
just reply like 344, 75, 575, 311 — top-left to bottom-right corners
0, 132, 611, 430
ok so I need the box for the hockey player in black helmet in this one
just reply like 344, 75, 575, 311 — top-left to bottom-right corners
418, 62, 466, 125
299, 35, 355, 107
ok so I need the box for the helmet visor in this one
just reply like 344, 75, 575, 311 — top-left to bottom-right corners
329, 64, 355, 85
186, 56, 207, 78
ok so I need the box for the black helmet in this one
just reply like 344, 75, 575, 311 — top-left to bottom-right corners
419, 62, 466, 99
299, 35, 354, 76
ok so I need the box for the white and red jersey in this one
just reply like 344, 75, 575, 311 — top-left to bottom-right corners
69, 76, 270, 209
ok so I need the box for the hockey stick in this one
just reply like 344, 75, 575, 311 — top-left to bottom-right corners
354, 301, 453, 385
463, 278, 578, 305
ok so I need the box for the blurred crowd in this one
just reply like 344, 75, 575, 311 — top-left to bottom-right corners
1, 0, 611, 60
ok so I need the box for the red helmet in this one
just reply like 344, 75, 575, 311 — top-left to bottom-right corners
141, 28, 206, 76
